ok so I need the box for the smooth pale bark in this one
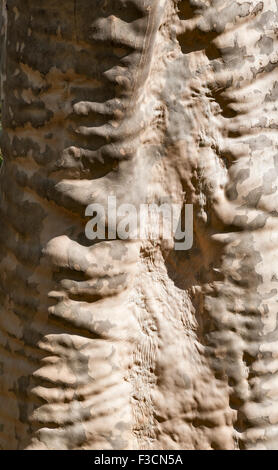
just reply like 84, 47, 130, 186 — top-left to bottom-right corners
0, 0, 278, 450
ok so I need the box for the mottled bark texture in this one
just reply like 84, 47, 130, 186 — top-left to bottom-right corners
0, 0, 278, 450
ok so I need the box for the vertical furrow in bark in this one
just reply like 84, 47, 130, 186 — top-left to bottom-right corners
164, 0, 278, 449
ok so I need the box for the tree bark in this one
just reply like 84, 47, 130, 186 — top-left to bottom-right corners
0, 0, 278, 450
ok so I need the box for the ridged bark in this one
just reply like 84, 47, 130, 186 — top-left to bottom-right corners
0, 0, 278, 450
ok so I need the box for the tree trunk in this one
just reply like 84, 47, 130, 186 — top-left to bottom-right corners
0, 0, 278, 450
